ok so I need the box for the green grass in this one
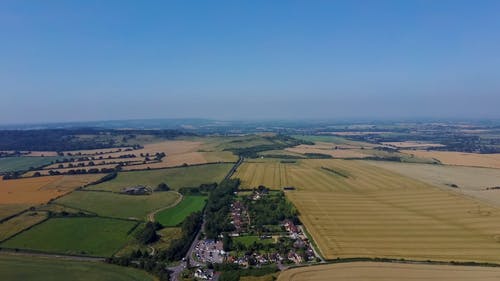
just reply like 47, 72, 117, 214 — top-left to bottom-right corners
0, 156, 59, 173
1, 217, 137, 257
0, 255, 154, 281
233, 236, 275, 247
55, 191, 180, 220
87, 163, 233, 192
155, 196, 207, 226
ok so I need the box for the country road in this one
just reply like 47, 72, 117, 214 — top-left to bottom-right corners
169, 157, 243, 281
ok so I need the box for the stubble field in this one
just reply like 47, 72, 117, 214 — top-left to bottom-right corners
234, 159, 500, 263
402, 150, 500, 169
277, 262, 500, 281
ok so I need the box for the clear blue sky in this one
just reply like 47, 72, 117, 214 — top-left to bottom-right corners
1, 0, 499, 124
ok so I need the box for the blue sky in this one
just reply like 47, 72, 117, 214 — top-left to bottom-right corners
1, 0, 499, 123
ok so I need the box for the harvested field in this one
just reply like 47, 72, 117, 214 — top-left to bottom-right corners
0, 255, 155, 281
55, 191, 180, 220
235, 159, 500, 263
0, 204, 30, 221
277, 262, 500, 281
1, 217, 137, 257
0, 211, 48, 241
402, 150, 500, 169
88, 163, 232, 192
363, 161, 500, 207
0, 174, 102, 205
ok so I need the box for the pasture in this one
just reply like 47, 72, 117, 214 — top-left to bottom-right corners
235, 159, 500, 263
0, 156, 58, 173
277, 262, 500, 281
0, 255, 154, 281
155, 195, 207, 226
1, 217, 137, 257
402, 150, 500, 169
55, 191, 180, 220
88, 163, 232, 192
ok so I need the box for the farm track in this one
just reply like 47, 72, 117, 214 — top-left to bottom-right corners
147, 192, 183, 222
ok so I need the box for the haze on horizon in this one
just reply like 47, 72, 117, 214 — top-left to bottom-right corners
1, 0, 500, 125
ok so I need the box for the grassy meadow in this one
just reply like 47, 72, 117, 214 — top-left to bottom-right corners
2, 217, 137, 256
155, 195, 207, 226
0, 255, 155, 281
55, 191, 180, 220
0, 156, 59, 173
87, 163, 232, 192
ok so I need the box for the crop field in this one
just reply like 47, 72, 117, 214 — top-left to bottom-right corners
277, 262, 500, 281
0, 255, 154, 281
0, 174, 102, 207
402, 150, 500, 169
55, 191, 180, 220
235, 159, 500, 263
1, 217, 137, 256
363, 161, 500, 207
155, 195, 207, 226
382, 141, 445, 148
0, 156, 59, 173
286, 143, 368, 158
0, 204, 30, 221
0, 211, 48, 241
88, 163, 232, 192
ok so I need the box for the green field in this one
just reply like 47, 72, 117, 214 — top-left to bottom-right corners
155, 196, 207, 226
0, 255, 154, 281
234, 235, 275, 247
55, 191, 180, 220
87, 163, 232, 192
0, 156, 59, 173
2, 217, 137, 256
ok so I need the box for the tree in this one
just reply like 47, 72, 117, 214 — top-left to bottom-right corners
155, 182, 170, 192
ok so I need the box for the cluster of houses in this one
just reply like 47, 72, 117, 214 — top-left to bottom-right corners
230, 200, 249, 234
283, 219, 316, 263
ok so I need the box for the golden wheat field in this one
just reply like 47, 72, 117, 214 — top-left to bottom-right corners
234, 159, 500, 263
0, 174, 102, 205
363, 161, 500, 207
277, 262, 500, 281
402, 150, 500, 169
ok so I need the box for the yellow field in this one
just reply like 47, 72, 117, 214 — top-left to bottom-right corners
278, 262, 500, 281
363, 161, 500, 207
234, 159, 500, 263
402, 150, 500, 169
286, 144, 368, 158
0, 174, 102, 205
382, 141, 445, 148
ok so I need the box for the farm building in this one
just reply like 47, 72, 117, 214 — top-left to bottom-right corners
121, 185, 151, 195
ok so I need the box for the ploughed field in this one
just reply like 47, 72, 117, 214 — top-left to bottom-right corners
277, 262, 500, 281
234, 159, 500, 263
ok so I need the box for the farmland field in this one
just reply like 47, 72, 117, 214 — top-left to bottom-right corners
235, 159, 500, 263
155, 195, 207, 226
277, 262, 500, 281
0, 156, 59, 173
0, 255, 155, 281
88, 163, 232, 192
55, 191, 180, 220
363, 161, 500, 207
402, 150, 500, 169
0, 211, 48, 241
0, 174, 102, 220
117, 226, 182, 256
1, 217, 137, 256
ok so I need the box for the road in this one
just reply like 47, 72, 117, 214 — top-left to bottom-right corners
169, 157, 243, 281
147, 191, 183, 222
